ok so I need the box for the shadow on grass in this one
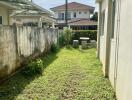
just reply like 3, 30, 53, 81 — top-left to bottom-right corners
0, 51, 59, 100
65, 45, 90, 53
65, 45, 74, 50
76, 46, 96, 53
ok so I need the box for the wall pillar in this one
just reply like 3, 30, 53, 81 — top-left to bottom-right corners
38, 17, 42, 28
97, 2, 102, 58
52, 21, 55, 28
104, 0, 112, 77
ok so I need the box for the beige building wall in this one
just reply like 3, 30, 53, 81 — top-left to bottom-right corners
116, 0, 132, 100
98, 0, 109, 75
97, 0, 132, 100
0, 6, 9, 25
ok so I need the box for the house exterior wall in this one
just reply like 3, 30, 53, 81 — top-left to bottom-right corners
0, 6, 9, 25
97, 0, 132, 100
116, 0, 132, 99
54, 10, 90, 23
10, 16, 55, 28
10, 16, 40, 25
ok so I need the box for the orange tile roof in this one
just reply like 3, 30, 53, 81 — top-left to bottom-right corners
50, 2, 95, 13
69, 19, 97, 26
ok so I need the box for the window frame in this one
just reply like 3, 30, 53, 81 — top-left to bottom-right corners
84, 12, 87, 14
0, 16, 3, 25
73, 12, 77, 18
58, 13, 65, 20
68, 12, 71, 20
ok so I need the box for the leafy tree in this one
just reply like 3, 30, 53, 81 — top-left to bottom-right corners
91, 12, 98, 21
63, 27, 72, 46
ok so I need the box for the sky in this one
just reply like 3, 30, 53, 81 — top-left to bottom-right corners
33, 0, 98, 11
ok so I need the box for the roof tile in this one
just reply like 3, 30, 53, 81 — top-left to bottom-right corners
51, 2, 95, 13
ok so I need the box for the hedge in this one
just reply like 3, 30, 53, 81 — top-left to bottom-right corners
72, 30, 97, 42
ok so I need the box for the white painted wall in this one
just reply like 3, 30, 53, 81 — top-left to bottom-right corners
98, 0, 109, 74
99, 36, 105, 63
116, 0, 132, 100
98, 0, 132, 100
54, 10, 90, 23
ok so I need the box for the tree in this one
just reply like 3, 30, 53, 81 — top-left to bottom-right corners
63, 27, 72, 46
91, 12, 98, 21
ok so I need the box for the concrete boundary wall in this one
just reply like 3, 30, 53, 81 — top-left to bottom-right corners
0, 26, 58, 79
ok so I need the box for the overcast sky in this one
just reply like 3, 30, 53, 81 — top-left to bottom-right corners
33, 0, 98, 11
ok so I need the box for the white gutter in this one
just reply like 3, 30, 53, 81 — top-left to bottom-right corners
95, 0, 102, 3
0, 1, 17, 9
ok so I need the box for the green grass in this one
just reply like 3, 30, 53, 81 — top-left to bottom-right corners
0, 48, 116, 100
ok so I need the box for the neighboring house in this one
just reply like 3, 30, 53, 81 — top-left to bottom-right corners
0, 1, 16, 25
0, 0, 54, 27
10, 0, 55, 27
10, 10, 55, 27
96, 0, 132, 100
50, 2, 97, 30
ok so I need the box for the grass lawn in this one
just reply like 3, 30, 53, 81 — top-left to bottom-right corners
0, 48, 116, 100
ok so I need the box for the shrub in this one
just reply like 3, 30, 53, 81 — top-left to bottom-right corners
21, 58, 44, 76
58, 32, 66, 47
72, 30, 97, 43
51, 43, 59, 53
63, 27, 73, 46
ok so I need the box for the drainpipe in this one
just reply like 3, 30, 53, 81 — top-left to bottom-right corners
97, 2, 102, 58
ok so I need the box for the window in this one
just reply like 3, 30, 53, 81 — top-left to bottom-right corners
73, 12, 76, 18
101, 11, 105, 36
68, 12, 71, 20
111, 0, 116, 38
0, 16, 2, 24
84, 12, 87, 14
16, 18, 21, 21
58, 13, 64, 20
79, 12, 81, 14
